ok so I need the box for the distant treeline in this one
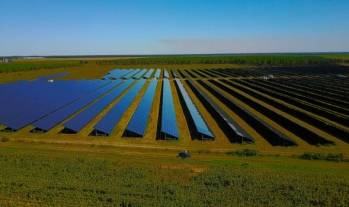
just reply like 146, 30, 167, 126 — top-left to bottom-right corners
0, 61, 81, 73
96, 55, 335, 66
327, 58, 349, 64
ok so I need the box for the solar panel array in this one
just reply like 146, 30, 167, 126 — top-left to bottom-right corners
2, 68, 346, 147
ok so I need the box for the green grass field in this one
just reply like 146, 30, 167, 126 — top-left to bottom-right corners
0, 142, 348, 207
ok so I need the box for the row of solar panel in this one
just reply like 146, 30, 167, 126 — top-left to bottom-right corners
103, 68, 250, 80
104, 69, 165, 80
0, 78, 257, 144
1, 77, 250, 142
103, 68, 211, 80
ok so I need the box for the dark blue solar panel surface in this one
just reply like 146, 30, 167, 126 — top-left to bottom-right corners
143, 69, 154, 79
160, 79, 179, 139
33, 80, 122, 131
94, 79, 146, 135
0, 80, 105, 130
125, 80, 158, 136
63, 80, 134, 133
154, 69, 161, 79
175, 79, 213, 138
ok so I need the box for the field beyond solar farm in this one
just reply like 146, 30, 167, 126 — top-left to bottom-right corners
1, 54, 349, 206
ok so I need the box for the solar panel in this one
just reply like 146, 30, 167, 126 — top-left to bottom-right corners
102, 75, 113, 80
143, 69, 154, 79
197, 80, 296, 146
186, 80, 253, 143
194, 70, 209, 78
123, 69, 140, 79
108, 69, 130, 79
163, 70, 170, 79
158, 79, 179, 139
175, 79, 214, 139
32, 80, 122, 132
171, 70, 179, 78
0, 80, 106, 131
63, 80, 134, 133
154, 69, 161, 79
123, 80, 158, 137
185, 70, 198, 78
133, 69, 147, 79
200, 69, 218, 78
0, 81, 29, 124
93, 79, 147, 135
177, 70, 186, 78
107, 69, 125, 79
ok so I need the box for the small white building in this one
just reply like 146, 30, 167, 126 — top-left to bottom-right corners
0, 57, 10, 63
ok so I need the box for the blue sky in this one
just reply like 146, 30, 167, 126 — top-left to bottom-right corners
0, 0, 349, 55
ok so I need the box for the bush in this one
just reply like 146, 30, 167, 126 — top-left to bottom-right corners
226, 149, 259, 157
325, 153, 345, 162
300, 152, 345, 162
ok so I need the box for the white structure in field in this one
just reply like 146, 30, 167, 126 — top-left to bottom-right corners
0, 57, 10, 63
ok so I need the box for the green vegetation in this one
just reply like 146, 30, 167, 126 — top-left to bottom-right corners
318, 54, 349, 64
0, 60, 82, 73
96, 55, 334, 66
2, 53, 349, 74
0, 144, 348, 206
226, 149, 259, 157
300, 152, 346, 162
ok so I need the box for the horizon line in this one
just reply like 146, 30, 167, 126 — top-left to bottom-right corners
2, 51, 349, 58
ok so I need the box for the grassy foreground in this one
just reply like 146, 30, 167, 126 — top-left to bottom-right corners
0, 142, 348, 207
